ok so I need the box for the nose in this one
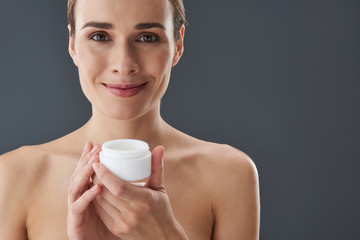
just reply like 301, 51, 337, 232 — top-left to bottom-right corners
110, 41, 140, 76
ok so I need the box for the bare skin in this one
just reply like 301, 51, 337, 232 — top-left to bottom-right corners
0, 119, 259, 240
0, 0, 260, 239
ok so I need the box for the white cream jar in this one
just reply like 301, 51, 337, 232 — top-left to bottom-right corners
99, 139, 151, 182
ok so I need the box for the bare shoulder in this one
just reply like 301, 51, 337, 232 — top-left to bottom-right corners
0, 128, 83, 173
204, 142, 258, 183
197, 142, 260, 206
171, 136, 260, 239
0, 144, 60, 198
0, 145, 49, 183
179, 138, 258, 184
0, 138, 79, 188
196, 141, 260, 239
169, 132, 259, 194
0, 140, 78, 239
168, 129, 258, 185
0, 145, 50, 239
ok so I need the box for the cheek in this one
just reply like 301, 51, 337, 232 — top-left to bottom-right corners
143, 47, 174, 102
77, 46, 106, 81
144, 47, 173, 80
75, 45, 107, 103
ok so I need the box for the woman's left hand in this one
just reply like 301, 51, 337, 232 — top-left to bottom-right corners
92, 146, 189, 240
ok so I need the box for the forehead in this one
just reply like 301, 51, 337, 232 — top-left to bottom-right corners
75, 0, 173, 29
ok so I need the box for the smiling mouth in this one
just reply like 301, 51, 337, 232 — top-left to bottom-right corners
103, 82, 148, 98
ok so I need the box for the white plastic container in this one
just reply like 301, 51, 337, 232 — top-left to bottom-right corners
99, 139, 151, 183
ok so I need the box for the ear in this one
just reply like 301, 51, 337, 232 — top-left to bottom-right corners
68, 24, 78, 67
172, 25, 185, 67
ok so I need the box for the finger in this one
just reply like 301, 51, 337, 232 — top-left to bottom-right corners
97, 185, 132, 212
93, 195, 127, 236
72, 144, 99, 180
93, 162, 142, 200
92, 173, 101, 186
80, 141, 92, 159
72, 142, 92, 175
69, 184, 101, 225
145, 146, 165, 191
82, 144, 101, 167
68, 155, 98, 204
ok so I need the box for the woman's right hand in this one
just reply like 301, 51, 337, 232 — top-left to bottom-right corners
67, 142, 120, 240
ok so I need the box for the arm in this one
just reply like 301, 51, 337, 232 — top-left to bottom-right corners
0, 153, 28, 240
211, 148, 260, 240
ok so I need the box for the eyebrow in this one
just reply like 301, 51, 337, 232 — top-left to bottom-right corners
135, 23, 166, 30
81, 22, 113, 30
81, 22, 166, 31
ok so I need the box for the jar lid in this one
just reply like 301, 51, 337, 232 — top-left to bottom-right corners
101, 139, 149, 159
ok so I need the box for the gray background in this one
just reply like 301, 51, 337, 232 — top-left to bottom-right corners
0, 0, 359, 239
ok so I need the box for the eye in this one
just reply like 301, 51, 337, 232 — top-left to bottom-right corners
138, 34, 159, 43
89, 32, 111, 42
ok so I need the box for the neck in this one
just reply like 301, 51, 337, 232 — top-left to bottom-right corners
80, 104, 169, 150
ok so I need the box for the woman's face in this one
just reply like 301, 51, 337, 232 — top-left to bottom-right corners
69, 0, 184, 120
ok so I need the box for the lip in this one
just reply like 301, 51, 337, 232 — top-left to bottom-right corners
103, 82, 148, 98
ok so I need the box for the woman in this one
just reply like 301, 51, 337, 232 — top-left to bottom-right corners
0, 0, 260, 239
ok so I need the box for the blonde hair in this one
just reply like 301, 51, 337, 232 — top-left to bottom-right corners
67, 0, 187, 39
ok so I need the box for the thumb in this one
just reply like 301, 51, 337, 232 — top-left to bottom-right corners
145, 146, 165, 191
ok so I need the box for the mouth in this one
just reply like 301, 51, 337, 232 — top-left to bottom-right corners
102, 82, 148, 98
